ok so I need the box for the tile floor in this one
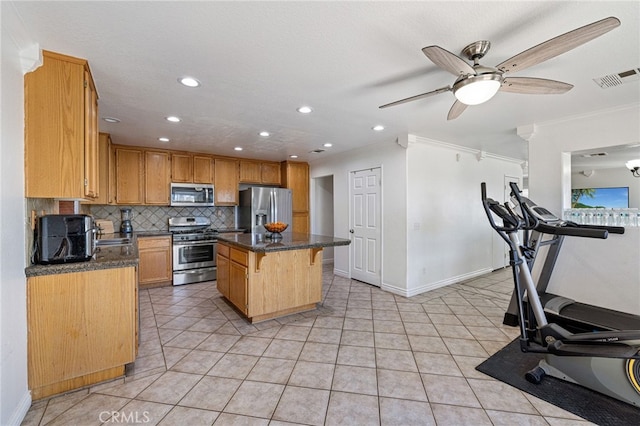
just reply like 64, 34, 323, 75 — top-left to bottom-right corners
21, 264, 594, 425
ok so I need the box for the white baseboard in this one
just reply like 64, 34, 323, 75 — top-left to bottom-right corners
333, 268, 349, 278
382, 268, 493, 298
7, 390, 31, 426
322, 257, 334, 265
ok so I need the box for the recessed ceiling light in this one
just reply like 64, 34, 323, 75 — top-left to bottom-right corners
166, 116, 181, 123
289, 155, 298, 159
323, 143, 333, 148
178, 76, 200, 87
372, 125, 385, 131
234, 147, 243, 151
297, 106, 313, 114
158, 137, 170, 142
259, 131, 270, 137
102, 117, 120, 123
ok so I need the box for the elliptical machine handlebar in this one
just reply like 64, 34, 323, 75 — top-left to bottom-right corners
481, 183, 528, 246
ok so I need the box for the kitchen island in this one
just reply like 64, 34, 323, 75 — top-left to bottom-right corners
216, 232, 350, 323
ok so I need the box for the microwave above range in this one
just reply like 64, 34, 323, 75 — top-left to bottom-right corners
170, 183, 215, 207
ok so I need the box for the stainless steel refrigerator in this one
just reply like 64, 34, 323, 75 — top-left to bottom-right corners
238, 187, 293, 234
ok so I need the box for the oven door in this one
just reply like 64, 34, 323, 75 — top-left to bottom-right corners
172, 240, 216, 271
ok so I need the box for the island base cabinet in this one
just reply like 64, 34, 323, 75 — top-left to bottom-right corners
27, 267, 137, 400
217, 243, 323, 323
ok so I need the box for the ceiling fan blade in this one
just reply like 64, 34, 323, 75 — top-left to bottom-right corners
495, 16, 620, 74
422, 46, 475, 76
447, 100, 468, 120
379, 86, 451, 109
500, 77, 574, 94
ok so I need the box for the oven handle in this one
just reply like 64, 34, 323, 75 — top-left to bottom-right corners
175, 267, 217, 274
173, 240, 218, 247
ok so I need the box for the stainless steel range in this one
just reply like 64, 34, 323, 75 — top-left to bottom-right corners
169, 216, 218, 285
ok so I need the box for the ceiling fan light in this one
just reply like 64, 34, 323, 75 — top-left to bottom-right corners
625, 159, 640, 170
453, 74, 502, 105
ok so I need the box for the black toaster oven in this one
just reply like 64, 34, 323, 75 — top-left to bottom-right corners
34, 214, 94, 264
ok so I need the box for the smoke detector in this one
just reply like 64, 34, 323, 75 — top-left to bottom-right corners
593, 68, 640, 88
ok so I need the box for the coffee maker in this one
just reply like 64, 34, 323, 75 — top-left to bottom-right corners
120, 208, 133, 234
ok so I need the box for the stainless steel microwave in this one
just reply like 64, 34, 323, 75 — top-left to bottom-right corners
170, 183, 215, 207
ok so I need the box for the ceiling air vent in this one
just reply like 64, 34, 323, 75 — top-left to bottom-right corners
593, 68, 640, 88
309, 149, 325, 154
581, 152, 608, 158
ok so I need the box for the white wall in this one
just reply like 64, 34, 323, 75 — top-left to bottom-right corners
1, 3, 32, 424
309, 135, 523, 297
310, 139, 408, 288
405, 136, 523, 296
311, 175, 334, 262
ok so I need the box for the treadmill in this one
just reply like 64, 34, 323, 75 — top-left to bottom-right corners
503, 183, 640, 333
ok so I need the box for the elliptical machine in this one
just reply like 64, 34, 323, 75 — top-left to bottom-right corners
481, 182, 640, 407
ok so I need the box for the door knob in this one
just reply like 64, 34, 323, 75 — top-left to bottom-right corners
349, 229, 354, 233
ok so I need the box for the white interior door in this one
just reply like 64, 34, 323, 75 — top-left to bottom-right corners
349, 168, 381, 286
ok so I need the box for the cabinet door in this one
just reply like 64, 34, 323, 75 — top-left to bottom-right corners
171, 153, 193, 182
83, 132, 111, 205
229, 261, 248, 314
286, 162, 309, 212
25, 51, 85, 198
138, 236, 172, 287
214, 158, 239, 205
239, 161, 261, 183
27, 268, 136, 392
292, 212, 310, 234
261, 162, 281, 185
193, 155, 214, 184
84, 69, 99, 199
145, 151, 170, 205
216, 253, 230, 298
115, 148, 144, 204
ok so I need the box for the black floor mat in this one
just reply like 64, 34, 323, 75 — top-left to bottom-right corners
476, 339, 640, 426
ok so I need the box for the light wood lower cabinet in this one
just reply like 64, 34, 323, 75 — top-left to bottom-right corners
216, 242, 322, 322
138, 236, 172, 288
27, 267, 137, 400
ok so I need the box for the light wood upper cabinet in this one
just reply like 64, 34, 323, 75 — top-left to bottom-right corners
25, 50, 99, 199
214, 158, 239, 205
145, 151, 170, 204
261, 162, 281, 185
281, 161, 310, 234
239, 160, 281, 185
171, 153, 193, 182
115, 148, 144, 204
193, 155, 214, 184
83, 133, 113, 205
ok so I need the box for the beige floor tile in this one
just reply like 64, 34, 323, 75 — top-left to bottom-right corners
373, 319, 405, 333
158, 405, 219, 425
137, 371, 202, 405
272, 386, 330, 426
414, 351, 463, 376
227, 336, 272, 356
375, 348, 418, 372
336, 345, 376, 368
453, 354, 493, 379
374, 332, 411, 350
331, 365, 377, 396
340, 330, 374, 347
325, 391, 379, 425
377, 369, 428, 401
379, 397, 436, 426
187, 317, 228, 333
163, 347, 191, 369
443, 337, 489, 357
93, 373, 162, 399
288, 361, 335, 390
313, 316, 344, 329
427, 313, 463, 325
223, 381, 285, 418
207, 353, 259, 379
246, 357, 295, 384
433, 323, 474, 339
179, 376, 242, 411
307, 327, 342, 344
46, 393, 130, 426
196, 333, 241, 352
344, 308, 373, 319
170, 349, 224, 374
299, 342, 339, 363
431, 403, 492, 426
274, 325, 311, 341
342, 317, 374, 332
261, 338, 305, 360
466, 325, 512, 341
213, 412, 269, 425
403, 322, 439, 336
117, 399, 173, 425
407, 334, 449, 354
468, 378, 538, 414
421, 374, 481, 408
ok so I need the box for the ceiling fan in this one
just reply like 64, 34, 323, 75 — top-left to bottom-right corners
379, 17, 620, 120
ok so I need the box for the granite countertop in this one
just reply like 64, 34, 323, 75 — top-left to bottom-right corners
25, 243, 139, 277
217, 232, 351, 253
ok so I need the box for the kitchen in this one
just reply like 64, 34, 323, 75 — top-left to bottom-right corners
3, 1, 640, 425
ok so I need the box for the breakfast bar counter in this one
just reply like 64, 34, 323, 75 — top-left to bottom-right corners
216, 233, 350, 322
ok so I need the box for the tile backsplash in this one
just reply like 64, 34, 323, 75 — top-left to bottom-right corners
89, 205, 237, 232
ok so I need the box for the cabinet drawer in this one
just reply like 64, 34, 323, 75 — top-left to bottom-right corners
218, 243, 230, 258
230, 247, 248, 266
138, 236, 171, 249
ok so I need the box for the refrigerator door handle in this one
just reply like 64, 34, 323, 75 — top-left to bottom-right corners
271, 189, 277, 222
